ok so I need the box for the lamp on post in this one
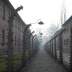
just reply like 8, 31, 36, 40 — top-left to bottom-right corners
27, 31, 35, 59
22, 20, 44, 66
38, 21, 44, 25
31, 34, 36, 54
8, 6, 23, 72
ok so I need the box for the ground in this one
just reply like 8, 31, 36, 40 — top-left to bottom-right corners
21, 48, 67, 72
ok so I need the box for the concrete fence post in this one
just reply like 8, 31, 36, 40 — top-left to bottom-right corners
59, 34, 63, 64
54, 38, 57, 59
70, 28, 72, 72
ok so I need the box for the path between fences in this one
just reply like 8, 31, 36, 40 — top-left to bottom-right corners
21, 48, 67, 72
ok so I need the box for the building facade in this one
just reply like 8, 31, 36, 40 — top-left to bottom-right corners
45, 16, 72, 71
0, 0, 26, 72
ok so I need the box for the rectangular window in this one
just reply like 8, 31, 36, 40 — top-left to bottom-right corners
9, 9, 11, 17
64, 39, 69, 46
15, 35, 16, 46
5, 6, 10, 20
1, 30, 5, 46
3, 3, 5, 20
0, 1, 3, 17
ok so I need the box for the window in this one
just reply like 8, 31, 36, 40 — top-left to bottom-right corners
1, 30, 5, 46
9, 9, 11, 17
3, 3, 5, 20
0, 1, 3, 17
5, 6, 10, 20
15, 35, 16, 46
64, 39, 69, 46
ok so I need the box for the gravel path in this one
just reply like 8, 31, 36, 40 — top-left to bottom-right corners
21, 48, 67, 72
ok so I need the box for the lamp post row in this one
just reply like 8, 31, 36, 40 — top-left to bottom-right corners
7, 4, 44, 72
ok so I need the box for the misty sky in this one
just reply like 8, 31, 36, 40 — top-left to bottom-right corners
9, 0, 72, 35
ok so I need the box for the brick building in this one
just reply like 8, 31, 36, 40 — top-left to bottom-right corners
0, 0, 26, 72
44, 16, 72, 71
62, 16, 72, 67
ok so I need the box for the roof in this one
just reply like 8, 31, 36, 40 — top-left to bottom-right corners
62, 16, 72, 27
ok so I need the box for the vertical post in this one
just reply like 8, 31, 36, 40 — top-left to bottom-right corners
52, 39, 53, 56
54, 37, 57, 59
59, 33, 63, 64
22, 24, 31, 67
50, 39, 53, 56
7, 14, 14, 72
7, 6, 23, 72
22, 29, 26, 67
49, 42, 50, 53
22, 27, 29, 66
32, 36, 34, 55
49, 41, 51, 54
70, 28, 72, 72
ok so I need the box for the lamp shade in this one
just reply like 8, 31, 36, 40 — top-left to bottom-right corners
38, 21, 44, 25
